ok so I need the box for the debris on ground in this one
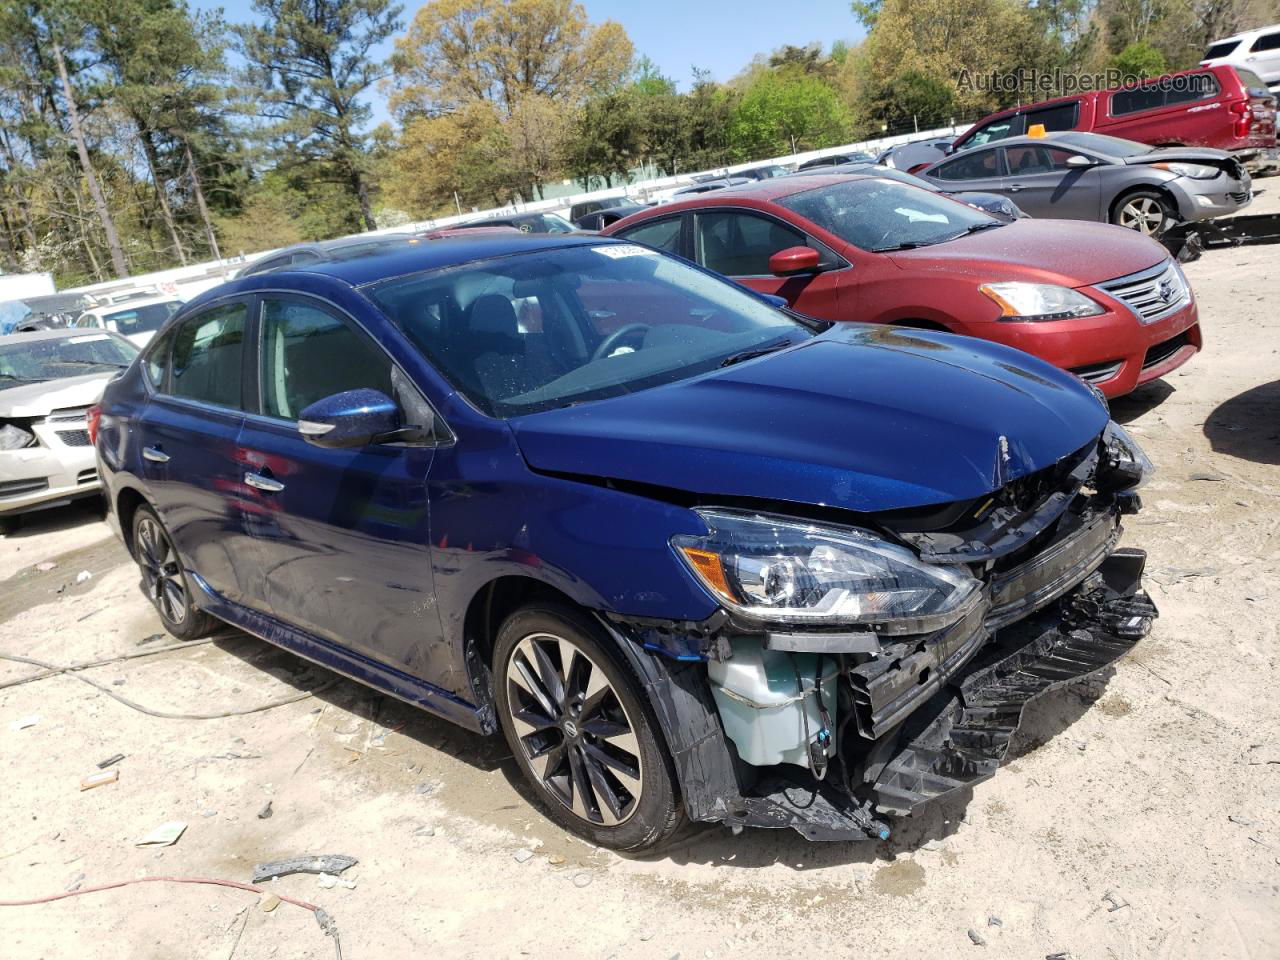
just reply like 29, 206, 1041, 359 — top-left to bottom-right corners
64, 873, 85, 892
987, 915, 1002, 927
259, 892, 280, 913
1102, 890, 1129, 912
513, 847, 534, 863
967, 928, 986, 946
317, 872, 356, 890
413, 780, 440, 796
79, 769, 118, 791
251, 854, 358, 884
35, 561, 57, 572
96, 753, 125, 769
414, 825, 435, 837
135, 821, 187, 847
1228, 815, 1254, 826
74, 570, 92, 583
573, 872, 593, 888
257, 800, 273, 820
9, 714, 41, 731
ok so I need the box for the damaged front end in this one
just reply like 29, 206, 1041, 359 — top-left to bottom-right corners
610, 421, 1158, 842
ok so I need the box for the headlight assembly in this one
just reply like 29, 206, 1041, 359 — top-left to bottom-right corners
980, 282, 1105, 322
1099, 421, 1154, 491
1153, 162, 1219, 180
672, 509, 981, 634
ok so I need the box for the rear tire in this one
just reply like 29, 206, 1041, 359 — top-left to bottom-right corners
493, 602, 686, 852
131, 506, 217, 640
1110, 189, 1176, 236
0, 514, 20, 536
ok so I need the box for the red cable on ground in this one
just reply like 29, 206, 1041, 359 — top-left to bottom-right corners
0, 875, 341, 958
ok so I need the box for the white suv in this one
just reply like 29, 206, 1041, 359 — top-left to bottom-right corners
1202, 23, 1280, 93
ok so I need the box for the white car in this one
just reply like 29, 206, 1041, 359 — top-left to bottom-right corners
73, 295, 183, 348
0, 329, 138, 533
1202, 23, 1280, 93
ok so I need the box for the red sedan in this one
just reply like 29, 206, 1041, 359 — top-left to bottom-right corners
602, 175, 1201, 398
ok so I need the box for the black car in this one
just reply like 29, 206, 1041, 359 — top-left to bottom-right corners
456, 212, 578, 234
236, 235, 415, 278
573, 203, 652, 231
733, 164, 790, 180
796, 152, 876, 171
569, 196, 630, 223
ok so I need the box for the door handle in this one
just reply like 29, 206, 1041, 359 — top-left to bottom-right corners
1007, 183, 1023, 192
142, 446, 170, 463
244, 472, 285, 493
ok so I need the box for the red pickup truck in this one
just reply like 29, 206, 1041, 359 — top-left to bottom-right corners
951, 65, 1276, 163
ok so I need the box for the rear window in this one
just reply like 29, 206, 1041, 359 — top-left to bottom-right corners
1235, 68, 1271, 96
1204, 39, 1241, 59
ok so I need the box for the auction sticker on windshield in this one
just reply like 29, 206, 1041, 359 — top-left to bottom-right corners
594, 244, 658, 259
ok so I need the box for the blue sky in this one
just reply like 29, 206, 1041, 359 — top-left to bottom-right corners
194, 0, 864, 125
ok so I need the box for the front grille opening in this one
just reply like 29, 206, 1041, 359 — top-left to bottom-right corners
1143, 330, 1192, 370
1097, 261, 1190, 325
0, 477, 49, 499
77, 469, 98, 485
1071, 359, 1123, 384
56, 429, 92, 447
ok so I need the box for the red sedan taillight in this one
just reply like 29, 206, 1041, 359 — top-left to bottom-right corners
86, 404, 101, 446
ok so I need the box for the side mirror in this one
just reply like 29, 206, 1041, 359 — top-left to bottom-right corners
1065, 155, 1094, 168
297, 389, 402, 449
769, 246, 821, 277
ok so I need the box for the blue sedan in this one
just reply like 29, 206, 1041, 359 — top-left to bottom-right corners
93, 233, 1157, 850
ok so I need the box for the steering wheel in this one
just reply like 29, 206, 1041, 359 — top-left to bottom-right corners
592, 323, 651, 361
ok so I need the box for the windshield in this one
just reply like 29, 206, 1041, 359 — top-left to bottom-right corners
778, 178, 998, 252
839, 165, 940, 192
368, 243, 819, 417
1055, 132, 1151, 157
104, 301, 181, 335
0, 334, 137, 388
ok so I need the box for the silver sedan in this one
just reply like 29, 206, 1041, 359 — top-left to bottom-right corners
0, 329, 137, 533
917, 131, 1252, 235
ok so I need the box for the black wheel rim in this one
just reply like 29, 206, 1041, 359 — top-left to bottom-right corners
136, 516, 187, 625
505, 632, 643, 826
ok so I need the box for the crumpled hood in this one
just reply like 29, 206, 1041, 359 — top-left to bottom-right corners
887, 219, 1167, 287
0, 373, 114, 417
1124, 146, 1236, 166
510, 326, 1109, 513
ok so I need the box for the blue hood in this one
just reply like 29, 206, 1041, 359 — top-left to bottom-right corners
510, 326, 1108, 512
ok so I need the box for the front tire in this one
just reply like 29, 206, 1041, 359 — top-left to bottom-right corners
1111, 189, 1176, 236
131, 506, 217, 640
493, 603, 685, 852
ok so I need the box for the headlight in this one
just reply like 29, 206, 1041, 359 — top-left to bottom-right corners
672, 509, 981, 633
979, 282, 1105, 322
1154, 162, 1219, 180
1099, 421, 1154, 490
0, 421, 37, 450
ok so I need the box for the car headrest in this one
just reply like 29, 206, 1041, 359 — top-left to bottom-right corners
468, 294, 519, 338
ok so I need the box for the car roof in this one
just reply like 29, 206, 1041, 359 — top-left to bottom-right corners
1, 327, 125, 344
94, 294, 182, 312
273, 232, 609, 286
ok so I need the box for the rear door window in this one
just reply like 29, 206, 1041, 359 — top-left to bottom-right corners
1024, 101, 1080, 133
613, 216, 683, 255
931, 148, 1006, 180
169, 302, 247, 409
1204, 40, 1240, 59
1111, 83, 1166, 116
1251, 31, 1280, 52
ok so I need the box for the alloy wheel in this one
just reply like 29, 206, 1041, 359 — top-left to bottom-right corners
136, 516, 187, 625
505, 632, 643, 826
1118, 196, 1164, 234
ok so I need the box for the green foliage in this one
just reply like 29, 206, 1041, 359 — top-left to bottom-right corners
1109, 40, 1168, 79
728, 70, 852, 159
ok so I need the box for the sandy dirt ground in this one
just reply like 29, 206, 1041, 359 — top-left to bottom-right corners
2, 194, 1278, 960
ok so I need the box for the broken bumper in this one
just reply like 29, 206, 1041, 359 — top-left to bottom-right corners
633, 546, 1156, 844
